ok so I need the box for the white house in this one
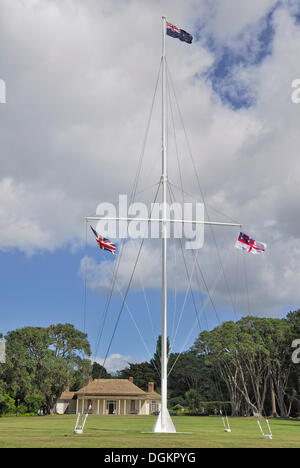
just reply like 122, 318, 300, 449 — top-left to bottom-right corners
55, 377, 161, 416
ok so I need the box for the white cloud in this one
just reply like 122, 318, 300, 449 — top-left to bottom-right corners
0, 177, 87, 254
93, 353, 140, 374
199, 0, 277, 44
1, 0, 300, 317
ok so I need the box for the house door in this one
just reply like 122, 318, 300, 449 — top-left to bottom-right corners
130, 400, 136, 413
108, 400, 116, 415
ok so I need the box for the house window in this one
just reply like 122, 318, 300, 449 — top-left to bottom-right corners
107, 400, 116, 415
151, 400, 157, 412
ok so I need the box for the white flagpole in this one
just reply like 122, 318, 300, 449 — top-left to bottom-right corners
152, 15, 176, 434
83, 17, 243, 438
161, 13, 169, 433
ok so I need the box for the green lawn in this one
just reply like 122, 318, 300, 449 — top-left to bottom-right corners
0, 415, 299, 448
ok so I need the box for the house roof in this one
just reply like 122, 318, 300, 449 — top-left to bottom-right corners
144, 391, 161, 401
75, 379, 161, 400
58, 390, 76, 400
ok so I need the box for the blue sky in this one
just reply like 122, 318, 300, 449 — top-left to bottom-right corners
1, 0, 300, 373
0, 242, 242, 370
203, 5, 277, 109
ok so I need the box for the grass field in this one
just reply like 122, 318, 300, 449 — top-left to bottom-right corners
0, 415, 299, 448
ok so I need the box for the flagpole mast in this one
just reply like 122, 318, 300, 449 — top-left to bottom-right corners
153, 15, 176, 434
161, 14, 168, 433
84, 17, 243, 438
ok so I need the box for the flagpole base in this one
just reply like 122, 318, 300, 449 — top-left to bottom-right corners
152, 409, 176, 433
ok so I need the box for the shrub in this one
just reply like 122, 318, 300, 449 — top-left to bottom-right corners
185, 389, 200, 414
168, 396, 186, 408
17, 403, 27, 415
0, 394, 16, 415
25, 394, 45, 414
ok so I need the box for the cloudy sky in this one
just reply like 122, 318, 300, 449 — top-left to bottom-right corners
1, 0, 300, 373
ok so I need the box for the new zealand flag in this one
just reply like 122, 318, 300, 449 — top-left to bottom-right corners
166, 22, 193, 44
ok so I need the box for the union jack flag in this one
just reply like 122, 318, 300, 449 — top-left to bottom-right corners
235, 232, 266, 255
90, 226, 116, 255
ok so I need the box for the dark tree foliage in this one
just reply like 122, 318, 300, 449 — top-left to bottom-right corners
0, 324, 91, 414
192, 313, 300, 417
117, 362, 158, 393
1, 312, 300, 417
91, 361, 112, 380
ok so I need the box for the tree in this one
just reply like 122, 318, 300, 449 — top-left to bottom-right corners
253, 316, 292, 417
25, 393, 45, 414
71, 359, 92, 392
2, 324, 91, 414
0, 394, 16, 415
48, 323, 90, 359
3, 327, 51, 401
193, 322, 244, 416
117, 362, 158, 392
150, 335, 170, 376
285, 310, 300, 416
185, 389, 200, 414
91, 362, 112, 380
193, 316, 298, 417
168, 351, 213, 401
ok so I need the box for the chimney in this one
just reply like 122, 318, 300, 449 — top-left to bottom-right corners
148, 382, 154, 393
129, 376, 134, 383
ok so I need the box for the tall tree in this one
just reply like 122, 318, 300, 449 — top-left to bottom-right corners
185, 388, 200, 413
193, 316, 298, 417
193, 322, 244, 416
150, 335, 170, 376
117, 362, 158, 392
91, 362, 112, 380
168, 351, 212, 400
2, 324, 91, 413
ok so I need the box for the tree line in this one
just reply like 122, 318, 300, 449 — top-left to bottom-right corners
0, 312, 300, 417
116, 311, 300, 417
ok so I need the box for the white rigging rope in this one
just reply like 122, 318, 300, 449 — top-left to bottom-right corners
83, 220, 88, 335
139, 272, 157, 343
91, 60, 163, 364
98, 181, 162, 374
167, 183, 204, 353
170, 235, 178, 346
242, 250, 251, 315
168, 248, 232, 377
166, 60, 240, 323
113, 274, 158, 370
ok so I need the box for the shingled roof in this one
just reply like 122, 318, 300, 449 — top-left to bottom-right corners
59, 390, 76, 400
75, 379, 161, 400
